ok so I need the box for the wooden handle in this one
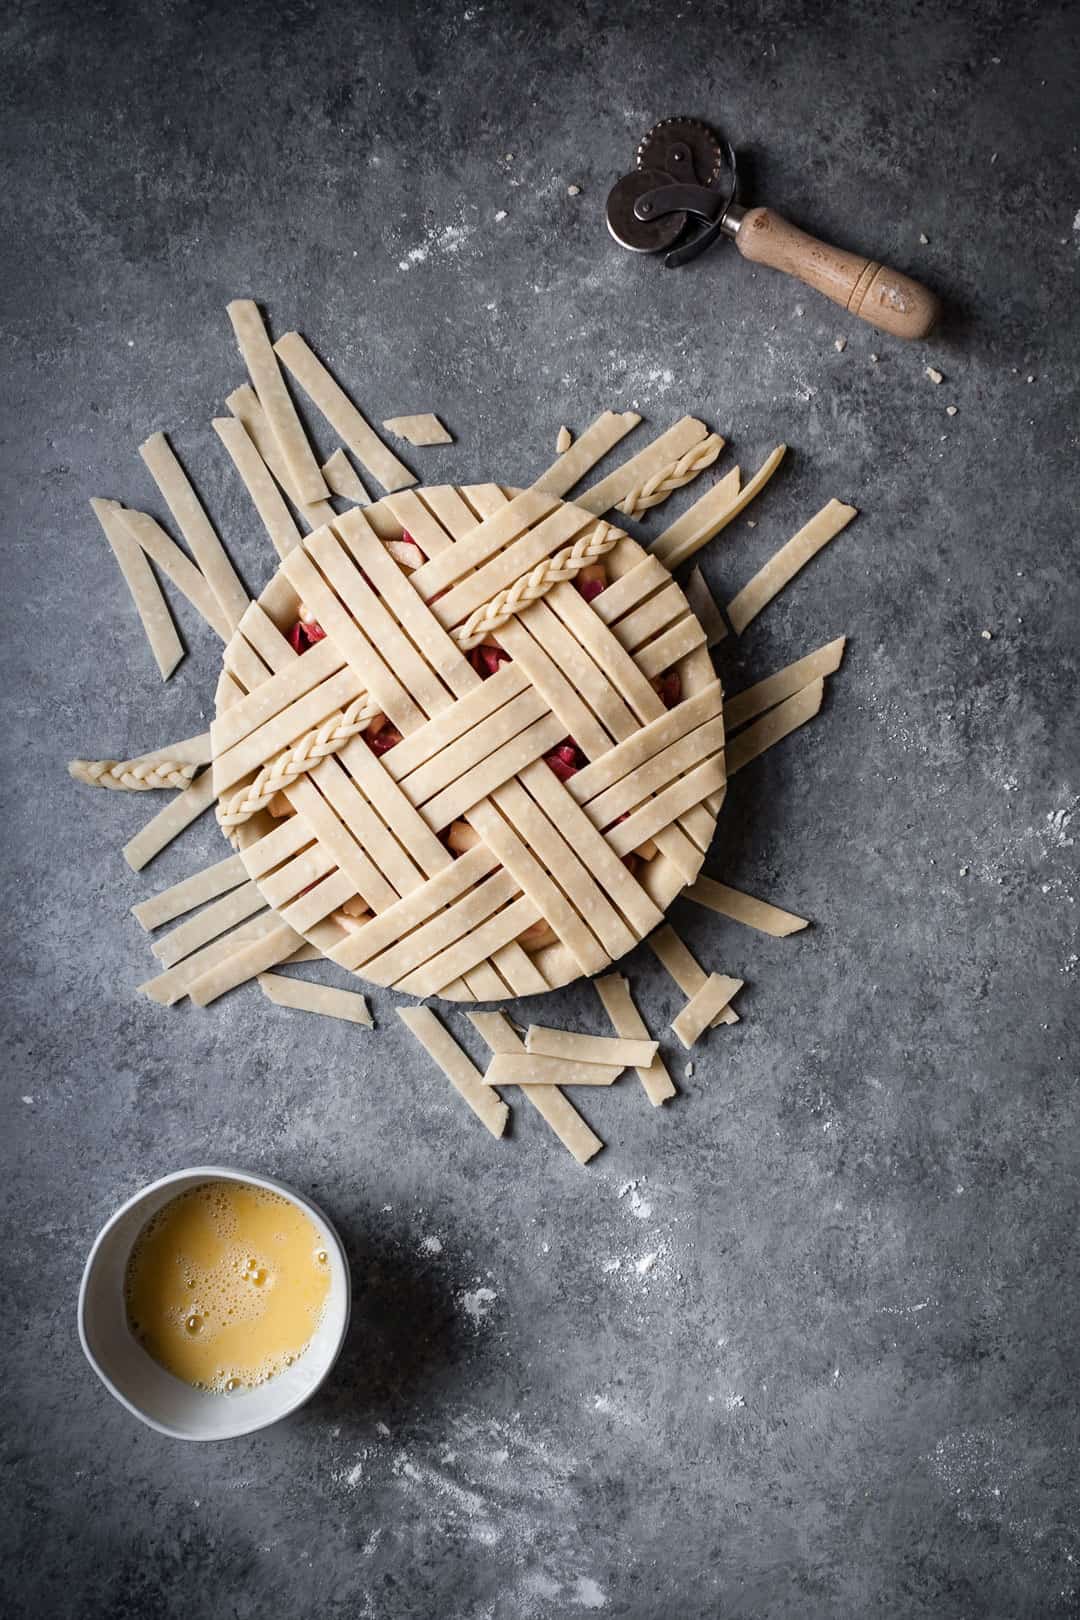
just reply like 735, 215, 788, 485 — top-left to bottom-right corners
734, 206, 940, 340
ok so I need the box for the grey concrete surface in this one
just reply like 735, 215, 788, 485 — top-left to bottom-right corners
2, 1, 1078, 1615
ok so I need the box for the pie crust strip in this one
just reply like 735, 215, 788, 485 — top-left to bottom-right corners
151, 880, 267, 967
226, 304, 330, 505
727, 500, 857, 634
117, 509, 235, 641
574, 418, 708, 516
132, 853, 249, 932
321, 448, 369, 503
463, 799, 610, 977
671, 973, 744, 1049
257, 973, 373, 1026
335, 510, 476, 693
226, 384, 335, 529
327, 842, 500, 970
188, 920, 305, 1006
682, 876, 809, 937
397, 894, 542, 997
648, 924, 738, 1029
489, 777, 636, 962
482, 1054, 623, 1087
683, 566, 728, 646
382, 414, 452, 446
90, 499, 182, 679
652, 445, 787, 570
213, 415, 302, 559
138, 431, 250, 629
725, 638, 846, 731
210, 634, 345, 756
726, 678, 825, 776
531, 410, 641, 497
123, 767, 218, 872
139, 913, 283, 1005
468, 1013, 602, 1165
593, 975, 676, 1105
273, 330, 416, 495
524, 1027, 658, 1068
398, 1007, 509, 1138
410, 490, 558, 599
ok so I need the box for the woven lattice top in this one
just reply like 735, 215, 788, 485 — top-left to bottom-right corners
211, 483, 726, 1001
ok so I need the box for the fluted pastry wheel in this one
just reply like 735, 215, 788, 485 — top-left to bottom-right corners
216, 484, 725, 1002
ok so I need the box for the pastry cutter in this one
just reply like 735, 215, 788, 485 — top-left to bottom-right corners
606, 116, 940, 340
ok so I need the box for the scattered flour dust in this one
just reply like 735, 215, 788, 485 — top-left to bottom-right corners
617, 1179, 653, 1221
460, 1285, 498, 1325
398, 221, 476, 272
420, 1234, 443, 1255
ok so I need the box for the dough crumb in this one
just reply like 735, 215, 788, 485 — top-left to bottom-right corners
869, 353, 879, 363
556, 424, 572, 453
981, 628, 992, 639
494, 209, 507, 222
946, 404, 958, 416
919, 231, 930, 244
567, 183, 582, 196
794, 303, 805, 317
834, 336, 847, 352
1026, 374, 1036, 383
926, 366, 944, 384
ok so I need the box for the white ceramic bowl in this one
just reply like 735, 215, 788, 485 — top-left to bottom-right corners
78, 1166, 351, 1441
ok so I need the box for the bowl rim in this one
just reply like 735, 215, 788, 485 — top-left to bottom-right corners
77, 1164, 352, 1442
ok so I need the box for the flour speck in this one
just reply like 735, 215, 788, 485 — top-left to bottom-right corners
461, 1286, 498, 1325
420, 1234, 443, 1255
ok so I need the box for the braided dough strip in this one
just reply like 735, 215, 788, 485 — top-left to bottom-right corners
574, 418, 707, 516
454, 522, 618, 648
90, 498, 182, 680
432, 504, 595, 629
70, 757, 198, 792
615, 433, 725, 517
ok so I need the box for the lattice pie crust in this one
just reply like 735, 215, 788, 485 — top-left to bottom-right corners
213, 484, 725, 1002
